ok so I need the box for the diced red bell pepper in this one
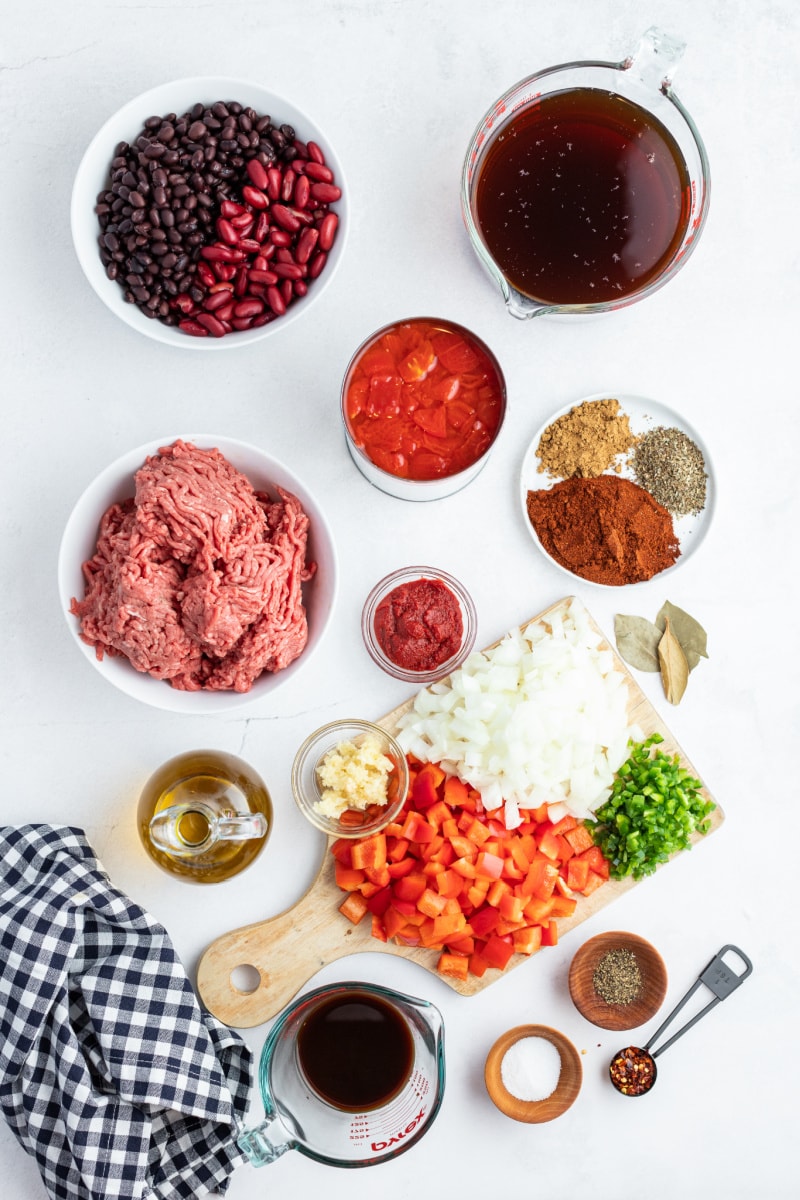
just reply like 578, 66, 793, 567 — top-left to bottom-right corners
338, 892, 369, 924
437, 951, 469, 981
480, 933, 515, 971
564, 824, 595, 855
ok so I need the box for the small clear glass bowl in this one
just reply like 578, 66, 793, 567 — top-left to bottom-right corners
291, 719, 410, 838
361, 566, 478, 685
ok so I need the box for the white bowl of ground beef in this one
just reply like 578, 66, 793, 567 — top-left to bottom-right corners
59, 436, 337, 712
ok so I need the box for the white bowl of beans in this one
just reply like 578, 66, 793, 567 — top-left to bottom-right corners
71, 77, 348, 348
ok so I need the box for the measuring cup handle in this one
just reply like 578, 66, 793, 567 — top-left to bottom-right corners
238, 1117, 295, 1166
625, 26, 687, 92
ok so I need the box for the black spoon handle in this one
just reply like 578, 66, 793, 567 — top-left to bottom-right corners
646, 945, 753, 1061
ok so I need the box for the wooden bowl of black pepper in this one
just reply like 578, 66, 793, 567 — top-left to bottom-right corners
568, 931, 667, 1031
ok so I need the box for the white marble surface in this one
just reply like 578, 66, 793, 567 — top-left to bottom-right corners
2, 1, 798, 1197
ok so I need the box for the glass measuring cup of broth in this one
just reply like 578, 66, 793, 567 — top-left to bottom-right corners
237, 982, 445, 1168
461, 27, 710, 318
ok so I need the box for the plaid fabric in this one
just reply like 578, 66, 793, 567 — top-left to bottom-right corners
0, 825, 253, 1200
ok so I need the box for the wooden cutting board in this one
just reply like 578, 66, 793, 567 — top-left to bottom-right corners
196, 597, 724, 1027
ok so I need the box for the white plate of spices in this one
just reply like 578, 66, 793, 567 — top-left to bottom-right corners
519, 393, 716, 588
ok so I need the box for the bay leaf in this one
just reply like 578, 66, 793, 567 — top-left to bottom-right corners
658, 618, 689, 704
614, 614, 661, 672
656, 600, 709, 671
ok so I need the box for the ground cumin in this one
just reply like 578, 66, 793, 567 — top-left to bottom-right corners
526, 475, 680, 585
536, 398, 639, 479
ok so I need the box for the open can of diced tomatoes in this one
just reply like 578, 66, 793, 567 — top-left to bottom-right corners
340, 316, 507, 500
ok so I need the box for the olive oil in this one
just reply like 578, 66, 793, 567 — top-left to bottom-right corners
138, 749, 272, 882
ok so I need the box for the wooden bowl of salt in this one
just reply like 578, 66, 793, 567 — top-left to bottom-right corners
484, 1024, 582, 1123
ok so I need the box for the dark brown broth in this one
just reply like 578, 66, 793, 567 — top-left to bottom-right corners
297, 993, 414, 1111
474, 88, 691, 305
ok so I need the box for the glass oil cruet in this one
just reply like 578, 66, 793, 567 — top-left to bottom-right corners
138, 749, 272, 883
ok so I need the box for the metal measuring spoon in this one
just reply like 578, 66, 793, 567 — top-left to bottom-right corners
609, 944, 753, 1096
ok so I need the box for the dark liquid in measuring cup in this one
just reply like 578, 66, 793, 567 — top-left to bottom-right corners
297, 993, 414, 1111
473, 88, 691, 305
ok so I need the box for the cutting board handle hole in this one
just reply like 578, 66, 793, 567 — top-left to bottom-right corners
230, 963, 262, 995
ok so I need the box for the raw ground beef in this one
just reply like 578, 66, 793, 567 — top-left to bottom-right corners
70, 440, 316, 692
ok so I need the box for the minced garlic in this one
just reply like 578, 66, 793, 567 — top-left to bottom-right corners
314, 736, 394, 818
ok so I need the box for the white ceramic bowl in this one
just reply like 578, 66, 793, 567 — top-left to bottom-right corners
519, 392, 715, 587
58, 435, 338, 712
71, 77, 348, 349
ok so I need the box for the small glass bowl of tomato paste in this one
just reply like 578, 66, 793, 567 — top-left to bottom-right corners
341, 317, 507, 500
361, 566, 478, 684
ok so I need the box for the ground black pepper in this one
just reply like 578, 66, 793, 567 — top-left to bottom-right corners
631, 426, 707, 517
593, 947, 643, 1005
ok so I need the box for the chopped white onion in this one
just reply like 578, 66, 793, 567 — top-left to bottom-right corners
395, 597, 641, 827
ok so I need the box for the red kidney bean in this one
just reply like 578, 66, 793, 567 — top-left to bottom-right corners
216, 218, 239, 244
197, 262, 216, 288
273, 261, 305, 280
204, 289, 234, 312
293, 174, 310, 209
280, 278, 293, 304
234, 298, 264, 318
270, 204, 301, 232
242, 185, 268, 210
246, 158, 269, 190
293, 279, 308, 297
201, 244, 243, 262
234, 266, 248, 297
213, 262, 237, 282
195, 312, 226, 336
248, 267, 278, 285
232, 317, 253, 330
231, 212, 255, 232
269, 228, 293, 247
307, 141, 325, 165
220, 199, 246, 218
317, 212, 338, 252
237, 237, 261, 254
174, 293, 195, 313
267, 167, 282, 199
215, 300, 235, 322
310, 182, 342, 203
253, 211, 270, 242
309, 250, 328, 279
266, 285, 286, 315
179, 319, 209, 336
281, 169, 296, 202
295, 226, 319, 264
208, 280, 234, 294
304, 161, 334, 183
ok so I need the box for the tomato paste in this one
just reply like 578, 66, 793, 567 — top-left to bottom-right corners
374, 578, 463, 671
344, 319, 504, 481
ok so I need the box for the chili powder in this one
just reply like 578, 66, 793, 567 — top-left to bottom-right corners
526, 475, 680, 585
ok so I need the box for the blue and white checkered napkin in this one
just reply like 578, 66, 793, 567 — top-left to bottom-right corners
0, 825, 253, 1200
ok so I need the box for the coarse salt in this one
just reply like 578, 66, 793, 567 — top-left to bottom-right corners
500, 1035, 562, 1102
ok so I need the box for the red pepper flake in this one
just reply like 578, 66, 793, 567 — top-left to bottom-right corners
609, 1046, 657, 1096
